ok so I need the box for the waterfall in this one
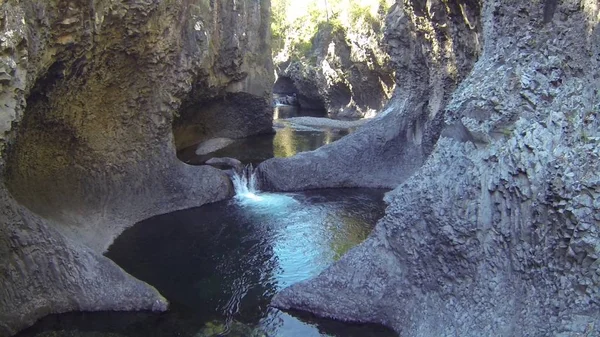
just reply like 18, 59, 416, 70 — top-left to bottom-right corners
231, 165, 262, 201
230, 165, 298, 210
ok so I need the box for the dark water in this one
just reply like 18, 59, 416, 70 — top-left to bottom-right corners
18, 188, 396, 337
17, 106, 394, 336
178, 106, 351, 166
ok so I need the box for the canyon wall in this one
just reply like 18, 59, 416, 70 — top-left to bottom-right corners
260, 0, 482, 189
261, 0, 600, 336
271, 1, 396, 119
275, 20, 395, 118
0, 0, 272, 335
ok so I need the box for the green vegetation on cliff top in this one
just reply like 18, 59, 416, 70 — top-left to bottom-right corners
271, 0, 393, 62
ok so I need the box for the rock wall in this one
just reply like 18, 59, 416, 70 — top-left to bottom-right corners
173, 0, 274, 150
261, 0, 600, 336
259, 0, 482, 189
275, 15, 396, 118
0, 0, 272, 335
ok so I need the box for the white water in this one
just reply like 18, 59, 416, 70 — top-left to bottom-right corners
231, 165, 260, 198
231, 165, 298, 212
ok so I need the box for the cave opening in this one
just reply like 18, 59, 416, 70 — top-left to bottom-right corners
272, 76, 327, 111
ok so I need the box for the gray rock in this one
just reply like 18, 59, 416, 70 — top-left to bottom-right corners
281, 116, 369, 130
258, 0, 481, 191
275, 19, 395, 119
195, 138, 236, 155
0, 183, 168, 337
264, 0, 600, 336
205, 157, 243, 171
0, 0, 270, 334
272, 93, 299, 106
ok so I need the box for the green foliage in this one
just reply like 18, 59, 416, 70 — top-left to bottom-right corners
271, 0, 394, 61
293, 40, 314, 59
348, 2, 370, 23
271, 0, 290, 53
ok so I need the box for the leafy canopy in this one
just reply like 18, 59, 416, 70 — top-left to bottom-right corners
271, 0, 394, 61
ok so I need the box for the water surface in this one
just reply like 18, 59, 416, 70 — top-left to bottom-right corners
17, 107, 394, 337
18, 187, 396, 337
178, 106, 352, 166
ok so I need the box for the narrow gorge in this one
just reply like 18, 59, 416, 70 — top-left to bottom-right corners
1, 0, 599, 337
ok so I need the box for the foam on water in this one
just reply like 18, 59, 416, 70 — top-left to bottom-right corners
231, 165, 298, 212
231, 165, 259, 197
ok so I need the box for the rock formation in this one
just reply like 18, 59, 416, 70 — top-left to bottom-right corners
260, 0, 600, 336
273, 5, 396, 118
259, 0, 482, 190
0, 0, 272, 335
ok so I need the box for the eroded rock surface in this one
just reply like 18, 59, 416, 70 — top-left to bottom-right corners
263, 0, 600, 336
275, 13, 396, 118
259, 0, 482, 190
0, 0, 271, 335
172, 0, 274, 150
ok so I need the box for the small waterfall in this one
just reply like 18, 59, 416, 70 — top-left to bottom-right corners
231, 165, 262, 201
230, 164, 298, 211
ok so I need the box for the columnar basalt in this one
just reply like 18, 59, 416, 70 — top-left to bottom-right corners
0, 0, 272, 335
272, 2, 397, 119
259, 0, 482, 190
261, 0, 600, 336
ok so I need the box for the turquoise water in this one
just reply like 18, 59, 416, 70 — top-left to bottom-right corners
18, 184, 395, 337
18, 108, 395, 337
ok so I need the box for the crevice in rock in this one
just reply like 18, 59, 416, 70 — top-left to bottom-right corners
543, 0, 558, 23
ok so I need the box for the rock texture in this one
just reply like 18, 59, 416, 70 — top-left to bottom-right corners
259, 0, 482, 190
0, 0, 271, 335
171, 0, 274, 150
275, 18, 395, 118
0, 184, 168, 336
262, 0, 600, 336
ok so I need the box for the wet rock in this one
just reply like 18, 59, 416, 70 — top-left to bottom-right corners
205, 157, 243, 172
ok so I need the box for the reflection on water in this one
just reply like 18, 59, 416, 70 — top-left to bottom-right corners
179, 126, 350, 166
178, 106, 352, 166
273, 126, 346, 159
18, 189, 396, 337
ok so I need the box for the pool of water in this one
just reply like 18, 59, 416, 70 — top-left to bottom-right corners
178, 106, 353, 166
17, 105, 393, 337
18, 188, 396, 337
